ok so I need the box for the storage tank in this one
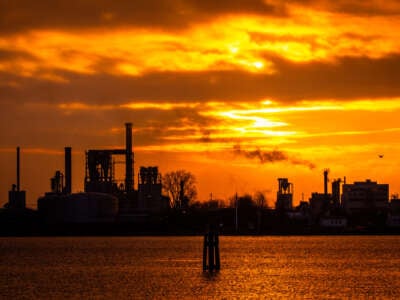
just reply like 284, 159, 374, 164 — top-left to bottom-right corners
38, 192, 118, 223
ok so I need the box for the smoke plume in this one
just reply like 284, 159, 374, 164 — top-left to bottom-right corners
233, 144, 315, 169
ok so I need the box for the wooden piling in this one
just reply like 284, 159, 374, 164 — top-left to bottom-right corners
203, 234, 208, 270
203, 230, 220, 271
215, 233, 220, 270
208, 232, 214, 271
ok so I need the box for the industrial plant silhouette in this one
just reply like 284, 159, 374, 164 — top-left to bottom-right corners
1, 122, 400, 236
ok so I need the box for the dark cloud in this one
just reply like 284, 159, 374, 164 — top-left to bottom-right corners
288, 0, 400, 16
0, 49, 37, 61
264, 54, 400, 101
233, 144, 316, 169
0, 97, 218, 150
2, 54, 400, 104
0, 0, 283, 34
2, 0, 398, 36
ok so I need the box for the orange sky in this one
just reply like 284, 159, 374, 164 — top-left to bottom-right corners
1, 0, 400, 208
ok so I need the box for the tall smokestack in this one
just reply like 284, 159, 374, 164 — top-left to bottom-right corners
125, 123, 133, 192
324, 169, 329, 196
16, 146, 20, 191
65, 147, 72, 194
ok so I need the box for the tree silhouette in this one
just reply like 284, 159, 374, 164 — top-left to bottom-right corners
254, 191, 267, 208
163, 170, 197, 209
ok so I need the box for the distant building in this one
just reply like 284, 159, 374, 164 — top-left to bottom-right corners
309, 169, 340, 217
7, 185, 26, 210
342, 179, 389, 215
309, 193, 329, 217
138, 166, 169, 213
389, 195, 400, 215
38, 192, 119, 224
387, 195, 400, 227
386, 214, 400, 227
287, 201, 309, 220
84, 123, 134, 205
275, 178, 293, 211
6, 147, 26, 210
319, 216, 347, 228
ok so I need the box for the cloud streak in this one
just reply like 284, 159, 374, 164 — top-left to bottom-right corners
3, 54, 400, 106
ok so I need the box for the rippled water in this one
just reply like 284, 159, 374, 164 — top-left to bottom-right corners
1, 236, 400, 299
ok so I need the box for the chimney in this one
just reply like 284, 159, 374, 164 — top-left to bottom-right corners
324, 169, 329, 196
65, 147, 72, 194
125, 123, 133, 192
16, 146, 20, 191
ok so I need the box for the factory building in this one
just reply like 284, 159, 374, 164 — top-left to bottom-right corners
275, 178, 293, 211
309, 170, 345, 217
0, 147, 39, 235
137, 167, 169, 213
6, 147, 26, 210
83, 123, 169, 215
38, 122, 169, 224
83, 122, 136, 214
342, 179, 389, 215
38, 147, 119, 223
310, 169, 333, 216
309, 193, 328, 216
84, 123, 134, 195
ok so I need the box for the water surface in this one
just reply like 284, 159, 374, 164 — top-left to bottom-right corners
1, 236, 400, 298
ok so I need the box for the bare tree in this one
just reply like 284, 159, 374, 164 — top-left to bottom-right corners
254, 191, 267, 208
163, 170, 197, 209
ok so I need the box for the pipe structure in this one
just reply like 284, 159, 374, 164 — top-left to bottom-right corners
65, 147, 72, 194
17, 146, 20, 191
125, 122, 133, 192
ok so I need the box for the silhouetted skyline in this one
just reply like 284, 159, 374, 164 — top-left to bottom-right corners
2, 1, 400, 207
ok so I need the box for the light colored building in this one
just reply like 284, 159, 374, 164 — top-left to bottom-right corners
320, 216, 347, 228
342, 179, 388, 214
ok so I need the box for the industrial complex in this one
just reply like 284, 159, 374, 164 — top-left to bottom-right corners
1, 122, 400, 235
36, 123, 169, 225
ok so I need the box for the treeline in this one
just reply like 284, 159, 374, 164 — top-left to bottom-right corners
162, 169, 273, 211
190, 192, 272, 210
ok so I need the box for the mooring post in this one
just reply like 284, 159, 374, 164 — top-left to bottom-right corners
203, 234, 208, 270
215, 232, 220, 270
208, 231, 214, 271
203, 228, 220, 271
